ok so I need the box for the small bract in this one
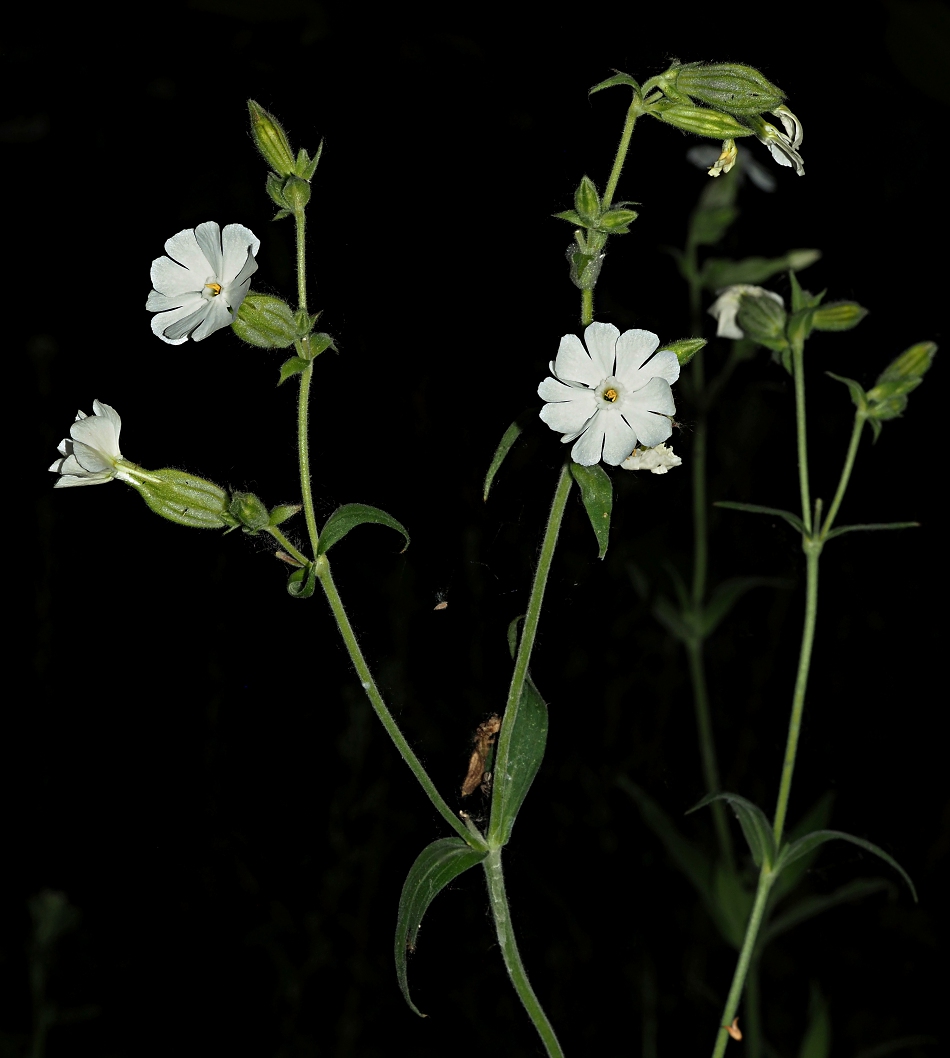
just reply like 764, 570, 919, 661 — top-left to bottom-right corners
538, 323, 679, 466
147, 221, 260, 344
49, 400, 130, 488
708, 285, 784, 340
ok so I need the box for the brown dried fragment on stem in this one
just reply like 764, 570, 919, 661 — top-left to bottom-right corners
725, 1018, 742, 1041
460, 714, 501, 797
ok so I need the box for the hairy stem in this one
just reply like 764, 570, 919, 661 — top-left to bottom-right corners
483, 847, 564, 1058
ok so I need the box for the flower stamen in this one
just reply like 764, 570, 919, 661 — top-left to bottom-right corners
603, 387, 619, 402
205, 282, 222, 296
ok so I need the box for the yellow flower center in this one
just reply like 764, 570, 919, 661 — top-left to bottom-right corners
205, 282, 222, 296
603, 387, 619, 402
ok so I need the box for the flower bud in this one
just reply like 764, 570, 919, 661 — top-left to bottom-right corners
672, 63, 785, 116
233, 294, 299, 349
574, 175, 602, 225
281, 175, 311, 212
663, 337, 707, 366
656, 103, 753, 140
810, 301, 868, 332
130, 469, 239, 530
866, 341, 936, 421
248, 100, 296, 177
229, 491, 271, 533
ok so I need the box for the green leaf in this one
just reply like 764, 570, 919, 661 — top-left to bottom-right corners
287, 562, 317, 599
318, 503, 410, 556
826, 371, 869, 413
394, 837, 488, 1016
824, 521, 919, 541
589, 71, 640, 94
700, 250, 820, 291
553, 209, 584, 226
797, 983, 831, 1058
663, 337, 706, 367
268, 504, 300, 527
770, 792, 835, 903
761, 878, 893, 947
690, 205, 739, 247
483, 411, 533, 501
308, 331, 336, 357
701, 576, 788, 638
597, 208, 639, 233
689, 792, 777, 868
490, 621, 550, 847
714, 501, 805, 535
278, 356, 310, 385
775, 829, 917, 901
569, 463, 612, 559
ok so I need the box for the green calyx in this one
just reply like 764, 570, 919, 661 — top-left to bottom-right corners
126, 469, 240, 530
666, 62, 786, 116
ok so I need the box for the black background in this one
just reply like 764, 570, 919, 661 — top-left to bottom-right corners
6, 1, 947, 1055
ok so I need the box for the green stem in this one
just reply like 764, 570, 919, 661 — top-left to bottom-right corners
772, 542, 820, 847
294, 206, 308, 315
581, 288, 594, 327
488, 463, 572, 846
317, 555, 481, 848
710, 868, 774, 1058
821, 412, 865, 539
265, 525, 311, 567
602, 102, 639, 209
791, 337, 812, 534
297, 362, 321, 556
483, 847, 564, 1058
691, 352, 708, 607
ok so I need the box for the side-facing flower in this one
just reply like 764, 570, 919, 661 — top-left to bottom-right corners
708, 284, 784, 339
749, 106, 804, 176
49, 400, 131, 487
147, 221, 260, 344
538, 322, 679, 466
621, 443, 683, 474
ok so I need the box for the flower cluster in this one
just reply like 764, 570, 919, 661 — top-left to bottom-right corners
147, 221, 260, 345
538, 323, 679, 466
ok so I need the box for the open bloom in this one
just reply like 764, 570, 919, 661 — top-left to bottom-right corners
752, 106, 804, 176
708, 284, 784, 339
147, 221, 260, 344
49, 401, 133, 487
538, 323, 679, 466
621, 443, 683, 474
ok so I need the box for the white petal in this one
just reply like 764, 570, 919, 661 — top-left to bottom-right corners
615, 329, 659, 379
553, 333, 602, 388
71, 412, 120, 460
220, 223, 260, 284
91, 401, 121, 437
538, 376, 582, 402
193, 221, 224, 276
190, 296, 234, 341
146, 289, 204, 313
69, 440, 116, 474
155, 304, 210, 343
635, 348, 680, 386
570, 416, 607, 466
150, 254, 207, 298
601, 411, 638, 465
539, 391, 597, 435
582, 322, 619, 377
53, 470, 113, 487
163, 227, 211, 274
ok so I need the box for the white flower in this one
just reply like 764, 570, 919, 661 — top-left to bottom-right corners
753, 106, 804, 176
708, 284, 784, 340
621, 443, 683, 474
147, 221, 260, 345
49, 401, 133, 488
538, 322, 680, 466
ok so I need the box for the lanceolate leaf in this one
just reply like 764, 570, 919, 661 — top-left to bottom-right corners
715, 500, 806, 535
394, 838, 488, 1016
775, 830, 917, 901
570, 462, 612, 559
489, 622, 549, 847
287, 562, 317, 599
824, 521, 919, 540
689, 792, 776, 868
483, 411, 534, 501
317, 504, 409, 556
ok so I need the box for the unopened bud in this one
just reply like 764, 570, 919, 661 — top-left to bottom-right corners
811, 301, 868, 332
736, 290, 787, 347
233, 294, 299, 349
663, 337, 707, 366
866, 341, 937, 421
229, 491, 270, 533
248, 100, 296, 176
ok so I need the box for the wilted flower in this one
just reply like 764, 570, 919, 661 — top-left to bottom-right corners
708, 285, 784, 339
751, 106, 804, 176
147, 222, 260, 344
621, 443, 683, 474
49, 401, 132, 487
686, 143, 776, 191
538, 323, 679, 466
